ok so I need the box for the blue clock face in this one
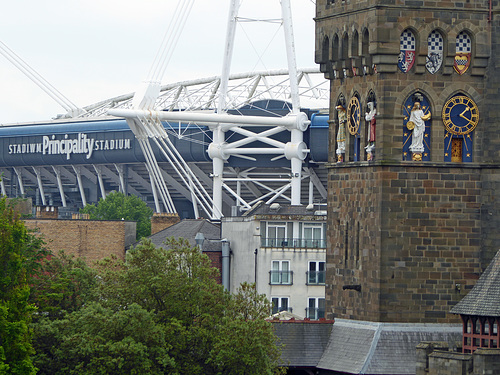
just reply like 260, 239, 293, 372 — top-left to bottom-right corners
347, 97, 360, 135
441, 95, 479, 135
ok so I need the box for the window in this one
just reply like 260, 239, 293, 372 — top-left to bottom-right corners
306, 297, 326, 320
270, 260, 292, 285
262, 221, 292, 247
307, 261, 326, 285
272, 297, 290, 314
302, 222, 325, 248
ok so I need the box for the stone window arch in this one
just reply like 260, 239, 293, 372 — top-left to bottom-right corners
426, 30, 444, 74
362, 29, 372, 74
398, 29, 416, 73
351, 30, 360, 76
321, 35, 330, 63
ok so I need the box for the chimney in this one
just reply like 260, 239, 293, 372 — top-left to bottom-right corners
35, 206, 58, 219
151, 213, 180, 234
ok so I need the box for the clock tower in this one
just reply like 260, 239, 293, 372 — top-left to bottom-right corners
315, 0, 500, 324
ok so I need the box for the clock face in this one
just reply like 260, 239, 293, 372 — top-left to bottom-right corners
347, 96, 361, 135
441, 95, 479, 135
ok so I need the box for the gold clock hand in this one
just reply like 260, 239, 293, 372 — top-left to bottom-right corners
459, 107, 470, 120
459, 109, 470, 121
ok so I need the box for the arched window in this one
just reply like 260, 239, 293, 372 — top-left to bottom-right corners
454, 31, 472, 75
362, 29, 371, 74
351, 30, 359, 56
398, 29, 416, 73
321, 36, 330, 63
402, 92, 432, 161
442, 94, 478, 162
351, 30, 360, 76
341, 33, 349, 60
332, 34, 340, 79
426, 30, 443, 74
332, 34, 340, 62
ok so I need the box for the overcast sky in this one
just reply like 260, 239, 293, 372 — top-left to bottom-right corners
0, 0, 317, 124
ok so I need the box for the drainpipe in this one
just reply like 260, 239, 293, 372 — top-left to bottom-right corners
221, 239, 230, 290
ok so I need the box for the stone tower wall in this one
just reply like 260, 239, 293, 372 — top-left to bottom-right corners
317, 0, 500, 322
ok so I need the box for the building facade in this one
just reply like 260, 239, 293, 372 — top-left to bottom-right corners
315, 0, 500, 325
222, 203, 327, 319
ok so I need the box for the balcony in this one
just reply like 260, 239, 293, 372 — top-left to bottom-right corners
305, 307, 325, 320
261, 237, 326, 249
269, 270, 293, 285
306, 270, 326, 285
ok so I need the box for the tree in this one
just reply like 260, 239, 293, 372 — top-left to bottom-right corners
32, 303, 175, 375
0, 197, 38, 374
31, 238, 284, 374
80, 191, 153, 239
97, 238, 284, 374
29, 251, 98, 321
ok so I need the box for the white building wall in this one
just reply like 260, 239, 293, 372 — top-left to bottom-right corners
221, 217, 260, 293
222, 212, 326, 319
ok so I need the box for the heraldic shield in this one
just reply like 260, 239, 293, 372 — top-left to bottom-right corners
454, 31, 472, 75
426, 30, 443, 74
399, 30, 416, 73
454, 53, 471, 75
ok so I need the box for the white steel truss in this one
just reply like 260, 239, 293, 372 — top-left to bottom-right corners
104, 0, 328, 220
0, 1, 329, 220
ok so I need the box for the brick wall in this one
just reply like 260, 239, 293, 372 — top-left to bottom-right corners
204, 251, 223, 285
24, 219, 136, 264
151, 213, 180, 235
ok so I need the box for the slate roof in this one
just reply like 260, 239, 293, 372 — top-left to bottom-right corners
243, 201, 327, 217
451, 250, 500, 317
145, 219, 221, 251
317, 319, 462, 375
272, 321, 333, 368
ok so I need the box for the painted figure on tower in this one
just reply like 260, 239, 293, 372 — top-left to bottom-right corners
407, 101, 431, 161
336, 104, 346, 162
365, 101, 376, 160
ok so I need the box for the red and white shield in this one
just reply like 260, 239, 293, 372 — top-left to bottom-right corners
454, 53, 471, 75
398, 50, 415, 73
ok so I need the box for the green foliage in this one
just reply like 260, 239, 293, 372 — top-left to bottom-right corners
29, 251, 97, 321
32, 303, 175, 375
80, 191, 153, 240
31, 237, 284, 374
0, 197, 37, 374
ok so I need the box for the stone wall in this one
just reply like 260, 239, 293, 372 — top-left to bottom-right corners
327, 164, 489, 323
24, 219, 137, 263
317, 0, 500, 324
416, 342, 500, 375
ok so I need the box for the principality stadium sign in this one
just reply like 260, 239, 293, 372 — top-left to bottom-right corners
8, 133, 132, 160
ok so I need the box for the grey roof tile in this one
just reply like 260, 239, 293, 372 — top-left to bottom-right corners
317, 319, 462, 374
142, 219, 221, 251
451, 250, 500, 317
272, 322, 333, 367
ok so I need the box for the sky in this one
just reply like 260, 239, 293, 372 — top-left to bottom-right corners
0, 0, 317, 124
